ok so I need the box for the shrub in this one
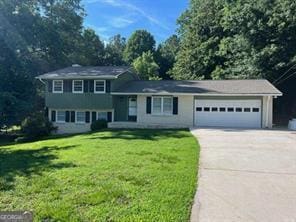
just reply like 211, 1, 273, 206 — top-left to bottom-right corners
21, 112, 56, 139
91, 119, 108, 131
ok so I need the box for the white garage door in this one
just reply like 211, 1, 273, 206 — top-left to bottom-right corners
195, 99, 262, 128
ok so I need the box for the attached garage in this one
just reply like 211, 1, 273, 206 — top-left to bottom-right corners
194, 99, 262, 128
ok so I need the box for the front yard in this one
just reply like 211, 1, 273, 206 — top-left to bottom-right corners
0, 129, 199, 221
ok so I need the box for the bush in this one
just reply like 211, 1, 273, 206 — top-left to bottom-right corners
21, 112, 56, 139
91, 119, 108, 131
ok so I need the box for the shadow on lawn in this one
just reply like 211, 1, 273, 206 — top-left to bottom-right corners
0, 145, 77, 190
87, 129, 190, 141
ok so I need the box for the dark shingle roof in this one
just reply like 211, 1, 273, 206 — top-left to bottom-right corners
113, 80, 282, 95
37, 66, 132, 79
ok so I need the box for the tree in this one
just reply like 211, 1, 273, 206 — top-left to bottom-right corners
173, 0, 296, 81
155, 35, 180, 79
132, 51, 160, 80
124, 30, 156, 64
72, 28, 105, 66
104, 34, 126, 66
0, 0, 85, 129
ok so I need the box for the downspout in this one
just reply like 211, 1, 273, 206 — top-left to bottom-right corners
265, 96, 271, 128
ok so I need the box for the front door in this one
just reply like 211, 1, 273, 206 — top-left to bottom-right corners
128, 97, 137, 121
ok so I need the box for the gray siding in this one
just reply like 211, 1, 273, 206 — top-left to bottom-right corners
45, 93, 113, 109
111, 71, 138, 91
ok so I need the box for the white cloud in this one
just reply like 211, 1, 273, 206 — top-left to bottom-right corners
84, 0, 169, 30
109, 17, 134, 28
84, 24, 110, 40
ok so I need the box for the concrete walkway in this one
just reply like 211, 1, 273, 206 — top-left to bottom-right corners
190, 128, 296, 222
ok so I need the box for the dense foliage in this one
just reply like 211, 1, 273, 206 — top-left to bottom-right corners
21, 112, 56, 139
133, 51, 160, 80
90, 119, 108, 131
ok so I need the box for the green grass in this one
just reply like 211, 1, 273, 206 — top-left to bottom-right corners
0, 129, 199, 221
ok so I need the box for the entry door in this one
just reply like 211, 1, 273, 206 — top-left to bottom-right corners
128, 97, 137, 121
195, 99, 262, 128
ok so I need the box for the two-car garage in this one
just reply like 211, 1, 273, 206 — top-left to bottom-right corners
194, 99, 262, 128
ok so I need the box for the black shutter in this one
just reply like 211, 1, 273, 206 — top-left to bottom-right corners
106, 80, 111, 93
65, 111, 70, 122
84, 80, 89, 93
85, 111, 90, 123
89, 80, 94, 92
173, 97, 178, 115
51, 110, 56, 122
64, 80, 72, 92
70, 111, 75, 122
92, 111, 97, 122
48, 80, 53, 92
107, 112, 112, 122
146, 97, 151, 114
45, 107, 49, 118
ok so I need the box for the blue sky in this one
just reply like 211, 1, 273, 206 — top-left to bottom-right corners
82, 0, 188, 44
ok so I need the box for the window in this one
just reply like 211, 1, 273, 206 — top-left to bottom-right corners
227, 107, 234, 112
253, 108, 260, 112
196, 107, 202, 112
212, 107, 218, 112
97, 112, 107, 120
244, 108, 251, 112
94, 80, 105, 93
219, 107, 226, 112
152, 97, 173, 115
53, 80, 63, 93
204, 107, 210, 112
73, 80, 83, 93
76, 111, 85, 123
57, 110, 66, 123
236, 107, 242, 112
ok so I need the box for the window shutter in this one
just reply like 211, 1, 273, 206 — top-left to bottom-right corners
106, 80, 111, 93
65, 111, 70, 122
51, 110, 56, 122
70, 111, 75, 122
84, 80, 89, 93
45, 107, 49, 118
89, 80, 94, 92
64, 80, 72, 92
91, 111, 97, 122
85, 111, 90, 123
173, 97, 178, 115
107, 112, 112, 122
48, 80, 53, 92
146, 97, 151, 114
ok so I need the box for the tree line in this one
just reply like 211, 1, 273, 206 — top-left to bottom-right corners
1, 0, 295, 129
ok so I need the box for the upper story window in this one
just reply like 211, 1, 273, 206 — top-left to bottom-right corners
53, 80, 63, 93
94, 80, 105, 93
152, 96, 173, 115
73, 80, 83, 93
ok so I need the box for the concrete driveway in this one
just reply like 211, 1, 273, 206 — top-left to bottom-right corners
190, 128, 296, 222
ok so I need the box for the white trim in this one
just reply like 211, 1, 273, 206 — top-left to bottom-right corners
53, 80, 63, 93
75, 111, 86, 124
152, 96, 173, 116
111, 92, 282, 96
94, 80, 106, 94
72, 80, 84, 93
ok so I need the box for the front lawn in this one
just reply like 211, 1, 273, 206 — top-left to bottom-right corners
0, 129, 199, 221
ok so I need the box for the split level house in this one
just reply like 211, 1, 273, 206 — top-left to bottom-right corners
36, 65, 282, 134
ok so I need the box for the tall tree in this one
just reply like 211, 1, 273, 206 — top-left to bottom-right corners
104, 34, 126, 66
155, 35, 180, 79
133, 51, 160, 80
124, 30, 156, 64
72, 28, 105, 66
173, 0, 296, 82
0, 0, 85, 128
